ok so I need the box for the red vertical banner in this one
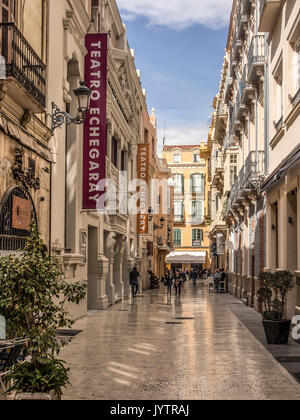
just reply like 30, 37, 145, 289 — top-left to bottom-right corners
137, 144, 150, 235
83, 34, 107, 210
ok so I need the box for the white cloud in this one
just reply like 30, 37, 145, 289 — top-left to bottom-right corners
157, 126, 208, 156
117, 0, 232, 30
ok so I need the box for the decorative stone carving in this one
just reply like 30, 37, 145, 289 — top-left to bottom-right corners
13, 148, 40, 190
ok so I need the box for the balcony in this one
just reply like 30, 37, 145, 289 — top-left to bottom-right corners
240, 64, 255, 106
189, 216, 205, 225
235, 91, 248, 122
237, 5, 249, 39
212, 156, 224, 191
230, 51, 238, 77
225, 151, 265, 216
259, 0, 282, 33
224, 76, 233, 103
243, 151, 265, 188
174, 215, 185, 224
247, 35, 266, 83
0, 23, 46, 112
233, 31, 243, 61
230, 103, 243, 136
215, 100, 228, 144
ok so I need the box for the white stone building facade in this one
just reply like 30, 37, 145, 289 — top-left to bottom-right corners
48, 0, 146, 318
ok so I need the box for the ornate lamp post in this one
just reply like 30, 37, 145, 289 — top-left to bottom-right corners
51, 81, 91, 131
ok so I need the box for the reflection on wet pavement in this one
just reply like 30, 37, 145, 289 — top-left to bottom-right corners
61, 282, 300, 400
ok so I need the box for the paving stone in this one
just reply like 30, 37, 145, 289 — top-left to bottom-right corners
60, 283, 300, 400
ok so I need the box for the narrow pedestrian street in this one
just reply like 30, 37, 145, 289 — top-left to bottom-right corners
61, 282, 300, 400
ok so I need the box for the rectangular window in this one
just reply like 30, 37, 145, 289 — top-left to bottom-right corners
173, 174, 184, 195
173, 154, 181, 163
191, 174, 204, 194
121, 150, 125, 171
194, 154, 201, 163
191, 201, 204, 223
230, 166, 237, 186
173, 229, 182, 247
144, 128, 149, 144
230, 155, 237, 164
174, 201, 184, 223
112, 137, 118, 168
192, 229, 203, 247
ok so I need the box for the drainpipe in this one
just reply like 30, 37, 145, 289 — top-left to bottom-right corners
264, 35, 269, 174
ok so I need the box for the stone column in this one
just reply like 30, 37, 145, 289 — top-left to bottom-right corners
113, 236, 126, 302
97, 255, 109, 310
105, 232, 117, 306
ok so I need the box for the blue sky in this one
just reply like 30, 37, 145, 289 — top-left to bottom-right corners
117, 0, 232, 152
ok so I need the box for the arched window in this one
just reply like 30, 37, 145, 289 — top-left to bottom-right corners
0, 186, 37, 251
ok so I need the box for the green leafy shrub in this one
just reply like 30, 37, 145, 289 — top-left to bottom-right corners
0, 224, 87, 396
7, 359, 70, 400
256, 271, 295, 321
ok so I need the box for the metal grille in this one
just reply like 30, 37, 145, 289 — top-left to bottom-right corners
0, 186, 37, 251
0, 23, 46, 108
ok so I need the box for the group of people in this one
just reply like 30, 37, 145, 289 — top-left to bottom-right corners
164, 269, 186, 296
130, 265, 228, 299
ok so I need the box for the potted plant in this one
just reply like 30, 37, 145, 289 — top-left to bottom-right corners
256, 271, 295, 345
0, 224, 87, 399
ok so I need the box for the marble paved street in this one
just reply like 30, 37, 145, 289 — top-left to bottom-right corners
61, 282, 300, 400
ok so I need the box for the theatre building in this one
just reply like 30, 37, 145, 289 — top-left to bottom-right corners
0, 0, 51, 255
48, 0, 146, 318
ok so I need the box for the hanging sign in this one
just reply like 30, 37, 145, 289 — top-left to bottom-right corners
137, 144, 150, 234
83, 33, 108, 210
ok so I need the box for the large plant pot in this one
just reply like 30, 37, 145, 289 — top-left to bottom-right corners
15, 391, 60, 400
262, 320, 291, 345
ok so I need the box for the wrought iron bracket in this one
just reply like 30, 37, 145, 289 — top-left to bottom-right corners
51, 102, 85, 132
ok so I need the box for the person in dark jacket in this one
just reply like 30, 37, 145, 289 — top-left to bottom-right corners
191, 269, 197, 287
165, 272, 173, 295
130, 267, 139, 297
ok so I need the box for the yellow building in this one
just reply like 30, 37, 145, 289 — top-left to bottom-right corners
162, 143, 211, 271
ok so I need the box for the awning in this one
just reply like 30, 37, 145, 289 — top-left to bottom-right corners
166, 251, 207, 264
261, 145, 300, 192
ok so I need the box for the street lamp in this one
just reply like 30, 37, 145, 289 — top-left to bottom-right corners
51, 81, 91, 131
154, 217, 165, 231
148, 207, 153, 222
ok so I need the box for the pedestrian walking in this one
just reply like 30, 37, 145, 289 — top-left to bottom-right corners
214, 269, 222, 293
221, 269, 228, 293
165, 272, 173, 295
130, 266, 139, 298
191, 269, 197, 287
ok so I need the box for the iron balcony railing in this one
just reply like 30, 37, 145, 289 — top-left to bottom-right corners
248, 34, 265, 71
217, 99, 228, 116
0, 23, 46, 108
243, 150, 265, 186
174, 215, 185, 223
226, 175, 240, 214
